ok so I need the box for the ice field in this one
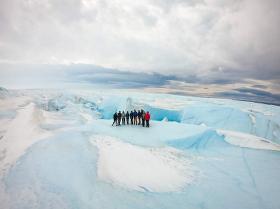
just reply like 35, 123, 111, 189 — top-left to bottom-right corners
1, 87, 280, 209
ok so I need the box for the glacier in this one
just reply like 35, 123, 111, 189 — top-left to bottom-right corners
0, 88, 280, 209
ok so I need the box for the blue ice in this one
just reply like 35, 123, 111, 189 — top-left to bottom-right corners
2, 91, 280, 209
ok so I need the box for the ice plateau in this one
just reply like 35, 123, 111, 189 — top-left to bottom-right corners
0, 88, 280, 209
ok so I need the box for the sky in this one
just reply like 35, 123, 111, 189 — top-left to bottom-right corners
0, 0, 280, 104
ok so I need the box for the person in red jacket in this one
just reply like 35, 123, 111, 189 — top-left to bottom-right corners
145, 111, 151, 127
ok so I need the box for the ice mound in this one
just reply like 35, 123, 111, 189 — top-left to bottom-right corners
91, 135, 195, 192
181, 103, 280, 143
168, 130, 230, 150
147, 107, 181, 122
218, 130, 280, 151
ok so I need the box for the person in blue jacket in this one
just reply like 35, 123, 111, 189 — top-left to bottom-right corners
133, 109, 138, 125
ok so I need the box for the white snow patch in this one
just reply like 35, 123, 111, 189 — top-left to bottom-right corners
146, 97, 193, 110
199, 123, 207, 127
0, 103, 50, 176
217, 130, 280, 151
0, 96, 30, 110
40, 110, 78, 130
91, 135, 195, 192
162, 117, 168, 122
80, 112, 92, 123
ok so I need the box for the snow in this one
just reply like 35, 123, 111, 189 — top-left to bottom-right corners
91, 135, 195, 192
0, 102, 50, 176
218, 130, 280, 151
180, 102, 280, 143
1, 88, 280, 209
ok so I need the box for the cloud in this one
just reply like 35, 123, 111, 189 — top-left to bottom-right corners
235, 87, 277, 97
0, 0, 280, 104
67, 64, 177, 88
215, 90, 280, 106
1, 63, 280, 105
0, 0, 279, 79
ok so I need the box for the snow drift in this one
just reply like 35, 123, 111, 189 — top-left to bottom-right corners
91, 135, 195, 192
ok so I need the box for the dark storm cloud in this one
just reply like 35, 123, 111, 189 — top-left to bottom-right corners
214, 86, 280, 105
0, 63, 176, 88
216, 90, 280, 106
252, 85, 267, 89
67, 64, 177, 88
234, 87, 280, 100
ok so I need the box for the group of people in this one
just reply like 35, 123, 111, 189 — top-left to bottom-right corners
112, 109, 151, 127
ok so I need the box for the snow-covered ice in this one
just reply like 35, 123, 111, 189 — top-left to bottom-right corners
1, 88, 280, 209
218, 129, 280, 151
91, 135, 195, 192
0, 102, 50, 176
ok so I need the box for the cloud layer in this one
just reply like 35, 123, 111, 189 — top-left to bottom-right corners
0, 0, 280, 104
1, 0, 280, 78
1, 63, 279, 105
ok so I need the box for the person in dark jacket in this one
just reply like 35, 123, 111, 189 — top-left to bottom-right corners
145, 111, 151, 127
117, 111, 122, 126
125, 111, 129, 125
133, 110, 138, 125
141, 110, 145, 127
137, 110, 141, 125
112, 112, 118, 126
122, 111, 125, 125
130, 111, 133, 125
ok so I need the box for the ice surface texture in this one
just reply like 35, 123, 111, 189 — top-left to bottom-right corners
91, 135, 195, 193
1, 89, 280, 209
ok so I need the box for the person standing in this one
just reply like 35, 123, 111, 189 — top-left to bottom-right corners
130, 111, 133, 125
117, 111, 122, 126
133, 109, 138, 125
137, 110, 141, 125
112, 112, 118, 126
145, 111, 150, 127
141, 110, 145, 127
122, 111, 126, 125
126, 111, 130, 125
